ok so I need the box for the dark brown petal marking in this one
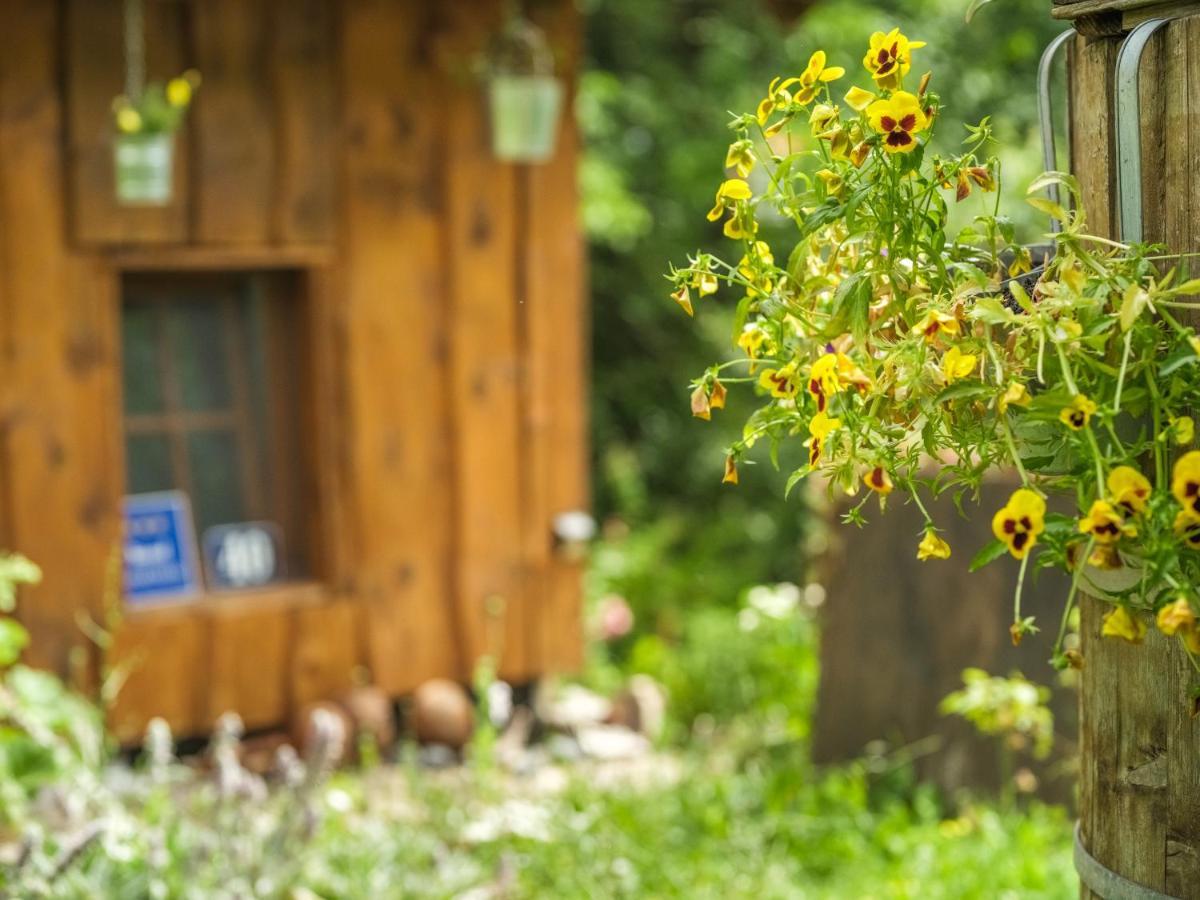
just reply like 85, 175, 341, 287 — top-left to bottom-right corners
890, 42, 899, 56
878, 48, 890, 64
899, 113, 917, 131
1012, 532, 1029, 551
1019, 516, 1032, 530
880, 115, 896, 131
1003, 519, 1016, 535
886, 131, 913, 148
809, 440, 821, 466
1187, 482, 1198, 497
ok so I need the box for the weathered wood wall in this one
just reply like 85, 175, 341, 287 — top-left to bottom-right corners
814, 477, 1078, 804
0, 0, 587, 743
1058, 8, 1200, 897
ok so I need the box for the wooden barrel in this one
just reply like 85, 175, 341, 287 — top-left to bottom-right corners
1056, 8, 1200, 897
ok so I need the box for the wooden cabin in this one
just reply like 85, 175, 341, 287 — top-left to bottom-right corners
0, 0, 588, 743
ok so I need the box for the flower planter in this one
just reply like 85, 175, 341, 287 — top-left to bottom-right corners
488, 74, 563, 163
113, 132, 174, 206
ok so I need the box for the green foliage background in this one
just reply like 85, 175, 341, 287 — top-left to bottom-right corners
580, 0, 1067, 628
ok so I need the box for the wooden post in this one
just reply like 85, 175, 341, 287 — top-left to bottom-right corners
1063, 15, 1200, 899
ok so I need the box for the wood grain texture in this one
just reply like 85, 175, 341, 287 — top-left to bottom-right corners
0, 1, 123, 677
191, 0, 275, 243
440, 0, 527, 680
340, 0, 459, 693
1068, 34, 1118, 242
1073, 17, 1200, 900
524, 0, 588, 676
65, 0, 190, 245
270, 0, 337, 244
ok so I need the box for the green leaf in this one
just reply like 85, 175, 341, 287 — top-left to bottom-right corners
1160, 351, 1198, 378
1026, 196, 1068, 223
965, 0, 998, 23
969, 538, 1010, 572
1119, 285, 1149, 332
934, 380, 990, 404
0, 618, 29, 667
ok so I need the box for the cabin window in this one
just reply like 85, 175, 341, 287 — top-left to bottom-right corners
120, 272, 313, 585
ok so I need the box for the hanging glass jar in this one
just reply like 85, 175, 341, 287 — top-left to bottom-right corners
114, 131, 175, 205
486, 16, 564, 164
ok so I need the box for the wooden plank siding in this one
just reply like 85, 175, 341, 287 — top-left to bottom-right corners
0, 0, 586, 741
525, 1, 589, 675
1070, 17, 1200, 899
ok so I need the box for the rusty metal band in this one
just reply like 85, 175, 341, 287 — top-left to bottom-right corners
1114, 17, 1170, 244
1074, 822, 1180, 900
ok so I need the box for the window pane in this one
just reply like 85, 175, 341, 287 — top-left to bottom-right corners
122, 303, 164, 415
168, 298, 234, 412
126, 433, 173, 494
186, 429, 245, 535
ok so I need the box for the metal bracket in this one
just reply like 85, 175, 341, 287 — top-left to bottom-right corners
1038, 29, 1076, 233
1115, 18, 1170, 244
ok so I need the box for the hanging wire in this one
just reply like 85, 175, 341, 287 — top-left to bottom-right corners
123, 0, 146, 101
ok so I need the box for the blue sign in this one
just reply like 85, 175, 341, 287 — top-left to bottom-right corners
122, 491, 201, 604
202, 522, 285, 591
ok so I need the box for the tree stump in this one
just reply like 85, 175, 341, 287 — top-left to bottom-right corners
1063, 16, 1200, 898
1078, 597, 1200, 899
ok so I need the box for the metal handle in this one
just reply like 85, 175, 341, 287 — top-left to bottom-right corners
1115, 18, 1170, 244
1037, 29, 1075, 234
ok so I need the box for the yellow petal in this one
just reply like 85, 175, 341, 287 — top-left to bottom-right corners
717, 179, 753, 201
819, 66, 846, 82
844, 86, 876, 111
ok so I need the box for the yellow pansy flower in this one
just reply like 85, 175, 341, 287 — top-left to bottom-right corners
844, 85, 876, 111
809, 103, 840, 135
1171, 450, 1200, 516
737, 325, 766, 372
723, 455, 739, 485
816, 168, 845, 198
759, 364, 801, 400
1174, 510, 1200, 550
998, 382, 1030, 414
691, 385, 711, 421
917, 530, 951, 560
864, 466, 893, 495
671, 285, 693, 317
941, 346, 977, 384
1156, 598, 1195, 637
1107, 466, 1151, 515
1102, 606, 1146, 643
794, 50, 846, 104
1078, 500, 1136, 545
866, 91, 928, 154
992, 488, 1045, 560
1059, 394, 1097, 430
725, 139, 755, 178
166, 77, 193, 108
115, 106, 143, 134
863, 28, 926, 90
805, 411, 841, 466
913, 309, 959, 343
706, 179, 752, 223
709, 380, 727, 410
